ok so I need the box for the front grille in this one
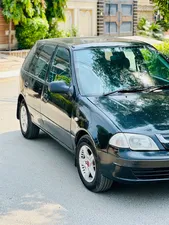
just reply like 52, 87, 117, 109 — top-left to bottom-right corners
132, 168, 169, 180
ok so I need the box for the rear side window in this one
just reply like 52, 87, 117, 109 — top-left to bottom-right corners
29, 44, 56, 80
22, 45, 36, 72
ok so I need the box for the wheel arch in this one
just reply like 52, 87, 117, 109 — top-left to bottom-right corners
74, 129, 97, 167
16, 94, 25, 119
75, 129, 96, 149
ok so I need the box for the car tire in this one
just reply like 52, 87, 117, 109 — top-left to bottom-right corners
19, 100, 39, 139
76, 135, 113, 192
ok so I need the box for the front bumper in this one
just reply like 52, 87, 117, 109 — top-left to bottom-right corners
99, 149, 169, 183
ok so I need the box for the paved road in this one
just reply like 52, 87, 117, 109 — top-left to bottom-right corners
0, 77, 19, 133
1, 78, 169, 225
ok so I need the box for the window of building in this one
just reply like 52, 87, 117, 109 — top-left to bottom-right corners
105, 4, 118, 16
105, 22, 117, 34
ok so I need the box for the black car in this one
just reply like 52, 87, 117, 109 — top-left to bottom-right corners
17, 37, 169, 192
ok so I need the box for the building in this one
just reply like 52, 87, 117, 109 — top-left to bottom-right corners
59, 0, 98, 36
0, 0, 98, 50
97, 0, 138, 36
0, 8, 16, 50
60, 0, 154, 38
137, 0, 154, 22
0, 0, 155, 50
97, 0, 154, 37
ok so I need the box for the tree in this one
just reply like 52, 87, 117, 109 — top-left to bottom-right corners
45, 0, 67, 38
2, 0, 48, 50
2, 0, 46, 25
16, 17, 49, 49
2, 0, 67, 25
153, 0, 169, 22
2, 0, 67, 49
45, 0, 67, 25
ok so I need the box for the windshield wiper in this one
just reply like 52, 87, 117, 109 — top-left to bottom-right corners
103, 85, 169, 96
103, 87, 145, 96
148, 85, 169, 93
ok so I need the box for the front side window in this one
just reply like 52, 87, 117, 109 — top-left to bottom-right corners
74, 46, 169, 96
48, 47, 71, 85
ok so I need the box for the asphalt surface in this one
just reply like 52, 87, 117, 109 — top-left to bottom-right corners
1, 77, 169, 225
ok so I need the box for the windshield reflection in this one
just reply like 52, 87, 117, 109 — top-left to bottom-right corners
74, 46, 169, 96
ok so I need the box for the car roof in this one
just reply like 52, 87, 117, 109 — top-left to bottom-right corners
38, 37, 148, 50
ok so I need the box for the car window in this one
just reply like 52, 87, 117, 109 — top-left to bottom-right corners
74, 46, 169, 96
22, 45, 36, 72
48, 47, 71, 86
141, 47, 169, 80
29, 44, 56, 80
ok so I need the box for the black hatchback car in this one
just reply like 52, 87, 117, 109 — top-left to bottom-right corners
17, 37, 169, 192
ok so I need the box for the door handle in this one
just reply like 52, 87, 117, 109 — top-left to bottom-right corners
24, 81, 29, 88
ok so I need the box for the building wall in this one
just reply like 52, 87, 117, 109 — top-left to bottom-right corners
0, 8, 17, 50
97, 0, 104, 35
59, 0, 98, 36
133, 0, 138, 35
138, 0, 151, 4
137, 0, 154, 22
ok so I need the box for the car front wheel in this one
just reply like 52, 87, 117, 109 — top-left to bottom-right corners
77, 135, 113, 192
19, 100, 39, 139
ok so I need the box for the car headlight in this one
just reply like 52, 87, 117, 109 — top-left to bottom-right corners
109, 133, 159, 151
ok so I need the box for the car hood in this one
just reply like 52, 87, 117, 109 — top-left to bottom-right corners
88, 92, 169, 134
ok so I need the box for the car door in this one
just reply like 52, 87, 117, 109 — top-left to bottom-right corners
25, 44, 56, 126
41, 46, 73, 150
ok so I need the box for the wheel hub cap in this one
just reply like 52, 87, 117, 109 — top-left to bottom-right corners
85, 161, 90, 167
79, 145, 96, 183
20, 105, 28, 133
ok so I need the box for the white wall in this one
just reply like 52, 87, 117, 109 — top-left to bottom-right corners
59, 0, 98, 36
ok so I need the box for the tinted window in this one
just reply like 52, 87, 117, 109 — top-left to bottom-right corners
29, 44, 56, 80
23, 45, 36, 72
48, 47, 71, 85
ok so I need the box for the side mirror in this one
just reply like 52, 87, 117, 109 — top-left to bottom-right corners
48, 81, 69, 94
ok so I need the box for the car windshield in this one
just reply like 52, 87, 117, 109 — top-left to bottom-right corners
73, 45, 169, 96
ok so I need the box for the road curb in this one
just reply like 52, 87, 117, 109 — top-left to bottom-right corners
0, 70, 20, 79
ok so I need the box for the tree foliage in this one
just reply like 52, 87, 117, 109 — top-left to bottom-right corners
45, 0, 67, 24
16, 17, 49, 49
137, 17, 164, 40
153, 0, 169, 21
2, 0, 67, 25
2, 0, 46, 25
2, 0, 69, 49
